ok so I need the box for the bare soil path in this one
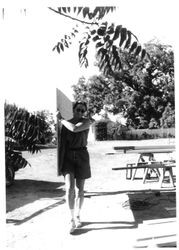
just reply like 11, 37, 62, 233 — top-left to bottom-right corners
6, 139, 177, 249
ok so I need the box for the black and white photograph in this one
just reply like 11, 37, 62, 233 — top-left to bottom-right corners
1, 1, 178, 249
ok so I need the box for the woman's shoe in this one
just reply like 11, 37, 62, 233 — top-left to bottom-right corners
69, 219, 76, 234
75, 216, 82, 228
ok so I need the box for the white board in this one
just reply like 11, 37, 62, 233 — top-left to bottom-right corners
56, 88, 73, 120
56, 88, 73, 175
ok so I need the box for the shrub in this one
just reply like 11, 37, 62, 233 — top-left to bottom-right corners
94, 120, 108, 141
5, 103, 46, 186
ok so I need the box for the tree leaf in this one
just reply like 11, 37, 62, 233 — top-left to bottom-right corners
109, 7, 116, 13
112, 45, 118, 57
141, 49, 146, 59
135, 45, 142, 56
103, 34, 110, 42
97, 27, 106, 36
64, 40, 69, 48
99, 58, 106, 70
129, 41, 137, 53
92, 35, 100, 42
85, 39, 90, 46
52, 45, 57, 51
73, 28, 78, 33
88, 12, 93, 19
105, 39, 113, 49
82, 7, 90, 18
119, 28, 127, 47
91, 30, 96, 35
113, 25, 122, 41
107, 24, 114, 35
60, 43, 64, 51
124, 31, 132, 49
77, 7, 83, 15
92, 7, 100, 18
98, 8, 106, 20
116, 58, 122, 70
99, 48, 107, 61
62, 7, 67, 13
84, 58, 89, 67
56, 45, 60, 53
105, 7, 111, 15
79, 42, 85, 51
96, 42, 104, 48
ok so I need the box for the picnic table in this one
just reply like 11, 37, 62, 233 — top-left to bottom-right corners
113, 145, 175, 153
111, 145, 176, 187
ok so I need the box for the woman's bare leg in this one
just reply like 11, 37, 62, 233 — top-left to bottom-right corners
64, 173, 75, 220
75, 179, 85, 222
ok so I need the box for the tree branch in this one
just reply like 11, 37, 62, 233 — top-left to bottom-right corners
48, 7, 98, 25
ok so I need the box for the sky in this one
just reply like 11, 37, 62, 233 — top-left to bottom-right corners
1, 0, 178, 114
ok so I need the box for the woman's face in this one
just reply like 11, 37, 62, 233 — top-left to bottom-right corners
73, 104, 86, 119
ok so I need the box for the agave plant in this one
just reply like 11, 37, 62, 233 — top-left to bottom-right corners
5, 103, 46, 186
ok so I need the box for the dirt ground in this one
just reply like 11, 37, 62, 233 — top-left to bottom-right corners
6, 139, 177, 249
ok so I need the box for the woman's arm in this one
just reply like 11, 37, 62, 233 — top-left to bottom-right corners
56, 111, 94, 132
61, 119, 92, 132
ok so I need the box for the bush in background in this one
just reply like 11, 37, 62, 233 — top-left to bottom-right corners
94, 120, 108, 141
94, 119, 175, 141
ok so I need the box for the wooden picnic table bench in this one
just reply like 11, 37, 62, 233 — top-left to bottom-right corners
112, 162, 176, 187
113, 145, 175, 153
111, 146, 176, 187
113, 146, 135, 153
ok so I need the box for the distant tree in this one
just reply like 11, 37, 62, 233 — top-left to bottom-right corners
149, 118, 160, 129
35, 110, 55, 144
160, 103, 175, 128
72, 75, 124, 115
72, 41, 174, 129
123, 42, 174, 128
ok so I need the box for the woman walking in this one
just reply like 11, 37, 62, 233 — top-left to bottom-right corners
56, 101, 94, 234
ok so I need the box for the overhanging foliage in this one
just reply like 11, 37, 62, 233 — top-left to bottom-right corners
49, 6, 147, 75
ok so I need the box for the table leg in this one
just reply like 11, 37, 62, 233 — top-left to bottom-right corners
131, 167, 138, 180
168, 168, 175, 187
132, 154, 144, 180
126, 163, 134, 179
143, 168, 149, 183
159, 168, 165, 187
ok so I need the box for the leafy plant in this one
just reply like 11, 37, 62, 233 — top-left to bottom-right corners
5, 103, 46, 186
49, 6, 147, 75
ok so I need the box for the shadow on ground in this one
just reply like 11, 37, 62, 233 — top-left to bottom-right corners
126, 191, 177, 248
126, 190, 176, 223
82, 189, 176, 244
6, 179, 65, 212
85, 189, 176, 222
84, 188, 176, 198
71, 221, 138, 235
6, 199, 65, 225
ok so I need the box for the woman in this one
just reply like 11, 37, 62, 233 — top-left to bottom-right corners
56, 101, 94, 234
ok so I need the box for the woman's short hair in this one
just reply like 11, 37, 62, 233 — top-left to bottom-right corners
73, 101, 87, 111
